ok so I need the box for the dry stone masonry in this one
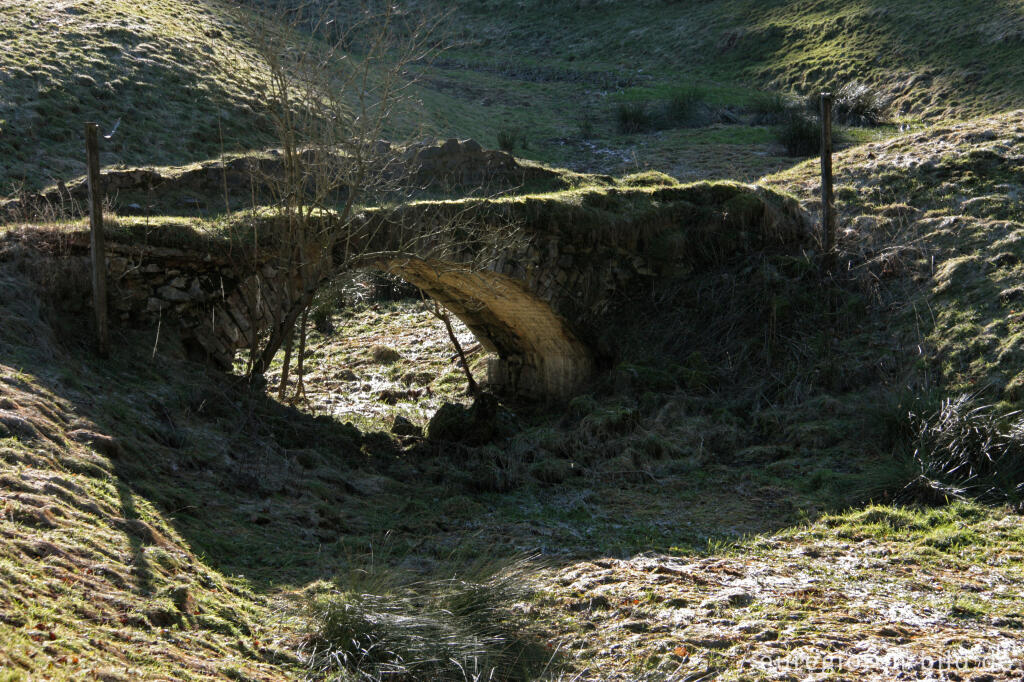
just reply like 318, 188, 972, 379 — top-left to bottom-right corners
2, 139, 555, 220
5, 173, 808, 399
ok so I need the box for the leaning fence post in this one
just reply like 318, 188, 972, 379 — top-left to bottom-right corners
820, 92, 836, 273
85, 122, 109, 357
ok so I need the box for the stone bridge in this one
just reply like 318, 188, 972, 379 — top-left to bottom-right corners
16, 182, 808, 399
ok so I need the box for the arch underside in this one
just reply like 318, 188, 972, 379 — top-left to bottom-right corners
376, 258, 594, 399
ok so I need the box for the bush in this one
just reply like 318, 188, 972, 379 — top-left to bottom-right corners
748, 90, 790, 125
803, 82, 889, 126
616, 87, 711, 134
300, 556, 549, 681
774, 110, 822, 156
370, 345, 403, 364
906, 394, 1024, 502
616, 102, 652, 134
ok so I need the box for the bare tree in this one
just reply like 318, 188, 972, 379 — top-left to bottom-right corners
221, 2, 527, 402
237, 0, 442, 388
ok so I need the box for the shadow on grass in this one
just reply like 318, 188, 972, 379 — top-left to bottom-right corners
27, 319, 887, 590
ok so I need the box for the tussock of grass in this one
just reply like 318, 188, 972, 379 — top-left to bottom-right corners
298, 556, 549, 681
774, 109, 835, 157
906, 394, 1024, 502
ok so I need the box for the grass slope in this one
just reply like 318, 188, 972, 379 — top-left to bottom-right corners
765, 109, 1024, 402
5, 0, 1024, 192
0, 262, 298, 680
0, 0, 273, 191
443, 0, 1024, 119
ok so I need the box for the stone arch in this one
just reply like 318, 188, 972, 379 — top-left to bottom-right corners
372, 257, 595, 399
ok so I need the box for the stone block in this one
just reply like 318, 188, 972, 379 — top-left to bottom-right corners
157, 285, 191, 302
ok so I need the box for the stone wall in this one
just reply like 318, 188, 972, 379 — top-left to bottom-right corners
5, 181, 809, 400
1, 139, 553, 220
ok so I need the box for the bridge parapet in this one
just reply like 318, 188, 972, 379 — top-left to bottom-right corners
14, 181, 807, 399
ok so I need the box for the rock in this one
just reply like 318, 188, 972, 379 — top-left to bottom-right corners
426, 393, 503, 444
390, 415, 422, 438
427, 402, 470, 442
701, 589, 754, 610
416, 146, 442, 161
168, 586, 197, 615
567, 595, 611, 612
157, 285, 191, 302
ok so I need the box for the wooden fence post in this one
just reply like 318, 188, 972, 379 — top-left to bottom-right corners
85, 122, 109, 357
820, 92, 836, 273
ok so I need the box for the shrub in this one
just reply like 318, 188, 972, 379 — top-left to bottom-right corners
748, 90, 790, 125
804, 82, 889, 126
299, 556, 549, 681
616, 102, 652, 134
774, 110, 822, 157
370, 345, 403, 364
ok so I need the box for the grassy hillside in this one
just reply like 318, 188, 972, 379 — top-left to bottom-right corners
0, 0, 276, 190
443, 0, 1024, 119
765, 109, 1024, 402
4, 0, 1024, 192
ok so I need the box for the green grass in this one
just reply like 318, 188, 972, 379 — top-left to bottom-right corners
8, 0, 1023, 194
0, 0, 276, 191
765, 109, 1024, 403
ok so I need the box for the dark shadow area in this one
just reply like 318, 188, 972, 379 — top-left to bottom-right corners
17, 291, 904, 593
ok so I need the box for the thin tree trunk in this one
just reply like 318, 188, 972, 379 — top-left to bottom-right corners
433, 302, 479, 397
277, 323, 295, 400
251, 289, 316, 379
293, 305, 309, 401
